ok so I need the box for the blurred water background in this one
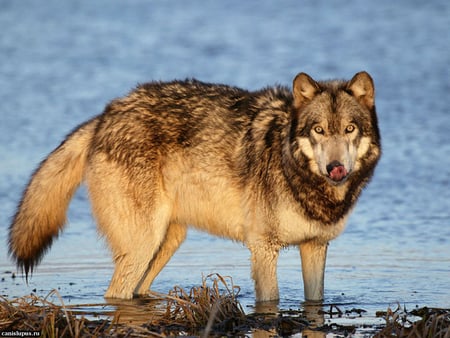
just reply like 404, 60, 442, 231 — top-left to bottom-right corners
0, 0, 449, 320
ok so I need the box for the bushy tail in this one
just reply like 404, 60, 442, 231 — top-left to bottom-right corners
8, 118, 98, 279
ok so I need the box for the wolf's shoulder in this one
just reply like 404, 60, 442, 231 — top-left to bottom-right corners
253, 84, 293, 110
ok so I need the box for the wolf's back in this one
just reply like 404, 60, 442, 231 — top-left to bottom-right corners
8, 118, 97, 279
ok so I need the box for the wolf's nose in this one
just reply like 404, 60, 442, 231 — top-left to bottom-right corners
326, 161, 348, 181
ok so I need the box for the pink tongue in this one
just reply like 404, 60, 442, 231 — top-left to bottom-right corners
329, 165, 348, 181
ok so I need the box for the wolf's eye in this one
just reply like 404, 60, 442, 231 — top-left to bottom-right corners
345, 125, 356, 133
313, 126, 324, 134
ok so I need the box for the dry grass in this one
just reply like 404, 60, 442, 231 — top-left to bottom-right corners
159, 273, 246, 334
1, 276, 449, 337
0, 290, 113, 337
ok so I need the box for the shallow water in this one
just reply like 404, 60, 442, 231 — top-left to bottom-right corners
1, 0, 449, 327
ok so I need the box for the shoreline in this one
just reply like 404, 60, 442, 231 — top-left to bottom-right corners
1, 275, 448, 337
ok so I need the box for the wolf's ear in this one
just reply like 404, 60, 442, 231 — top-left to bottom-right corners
347, 71, 375, 110
293, 73, 321, 108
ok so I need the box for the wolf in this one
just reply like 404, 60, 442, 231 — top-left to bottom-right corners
9, 71, 381, 302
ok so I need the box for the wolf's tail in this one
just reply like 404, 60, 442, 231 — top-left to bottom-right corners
8, 117, 98, 279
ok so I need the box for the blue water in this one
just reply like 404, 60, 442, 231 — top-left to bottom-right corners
1, 0, 449, 322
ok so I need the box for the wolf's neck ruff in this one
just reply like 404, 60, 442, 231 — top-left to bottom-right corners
281, 144, 356, 225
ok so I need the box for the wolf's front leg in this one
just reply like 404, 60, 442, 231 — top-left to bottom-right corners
299, 240, 328, 301
249, 242, 280, 302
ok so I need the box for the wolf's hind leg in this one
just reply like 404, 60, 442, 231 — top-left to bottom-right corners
102, 203, 171, 300
299, 240, 328, 301
87, 162, 172, 299
134, 222, 187, 296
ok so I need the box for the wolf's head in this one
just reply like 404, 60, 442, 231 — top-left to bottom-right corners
291, 71, 381, 186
